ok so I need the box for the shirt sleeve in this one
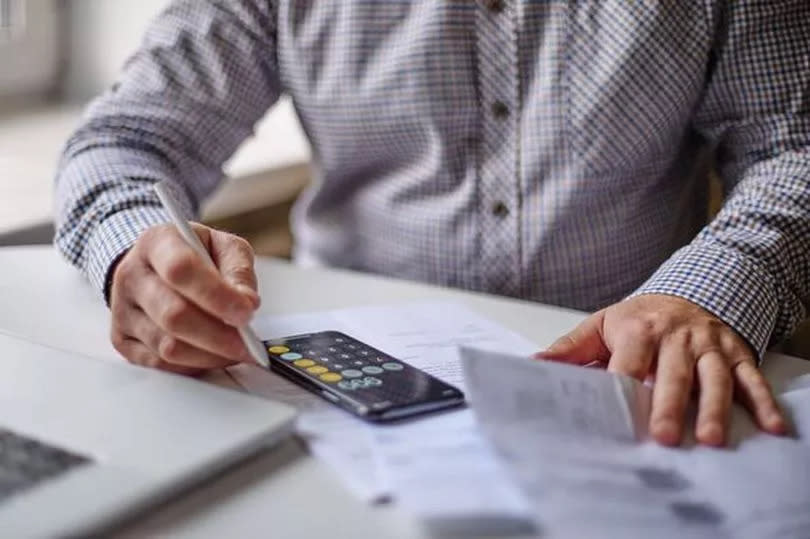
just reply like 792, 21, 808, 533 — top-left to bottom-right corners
632, 1, 810, 359
54, 0, 281, 299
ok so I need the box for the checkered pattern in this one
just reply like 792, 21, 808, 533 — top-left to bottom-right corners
54, 0, 810, 359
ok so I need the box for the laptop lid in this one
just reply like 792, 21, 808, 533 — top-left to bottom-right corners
0, 332, 295, 537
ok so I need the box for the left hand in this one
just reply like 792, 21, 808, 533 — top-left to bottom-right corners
537, 294, 787, 446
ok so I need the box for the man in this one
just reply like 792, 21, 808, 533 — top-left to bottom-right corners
55, 1, 809, 447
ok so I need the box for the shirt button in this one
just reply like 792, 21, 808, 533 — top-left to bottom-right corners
491, 100, 509, 119
483, 0, 504, 13
491, 201, 509, 218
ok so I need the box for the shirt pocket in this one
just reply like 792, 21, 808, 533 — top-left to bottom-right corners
564, 1, 710, 176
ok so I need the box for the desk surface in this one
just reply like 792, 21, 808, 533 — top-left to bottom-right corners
2, 246, 809, 538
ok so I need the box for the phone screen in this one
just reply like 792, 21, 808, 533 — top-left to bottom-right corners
264, 331, 464, 422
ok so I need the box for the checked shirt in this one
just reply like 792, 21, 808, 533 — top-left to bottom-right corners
55, 1, 810, 357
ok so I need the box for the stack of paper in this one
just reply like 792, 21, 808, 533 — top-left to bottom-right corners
461, 347, 810, 539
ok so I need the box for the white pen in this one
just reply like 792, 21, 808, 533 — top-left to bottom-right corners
153, 182, 270, 369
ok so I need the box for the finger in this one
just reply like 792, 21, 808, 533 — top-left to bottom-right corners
111, 332, 204, 376
208, 230, 260, 307
606, 328, 655, 381
145, 228, 254, 326
155, 335, 242, 370
694, 352, 733, 446
649, 338, 695, 446
135, 275, 251, 362
733, 360, 787, 435
122, 307, 243, 370
535, 311, 609, 365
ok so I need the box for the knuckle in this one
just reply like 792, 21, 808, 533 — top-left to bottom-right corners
704, 317, 726, 333
724, 337, 755, 362
624, 363, 648, 380
163, 253, 197, 285
158, 335, 180, 361
157, 298, 189, 332
228, 265, 255, 284
231, 235, 252, 253
142, 355, 164, 370
691, 329, 720, 354
138, 225, 167, 249
730, 347, 756, 366
113, 254, 135, 279
668, 329, 692, 349
110, 331, 128, 355
643, 310, 667, 327
626, 318, 658, 340
704, 363, 731, 383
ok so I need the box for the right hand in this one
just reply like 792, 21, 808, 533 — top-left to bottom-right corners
109, 223, 260, 375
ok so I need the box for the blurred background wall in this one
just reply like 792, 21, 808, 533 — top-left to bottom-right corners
64, 0, 169, 100
0, 0, 60, 99
0, 0, 310, 255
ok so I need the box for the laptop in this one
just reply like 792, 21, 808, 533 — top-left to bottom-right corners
0, 332, 296, 537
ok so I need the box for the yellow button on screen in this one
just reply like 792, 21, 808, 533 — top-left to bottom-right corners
294, 359, 315, 368
319, 372, 342, 383
268, 346, 289, 354
307, 366, 328, 375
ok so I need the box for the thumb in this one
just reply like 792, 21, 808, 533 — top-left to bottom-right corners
209, 230, 260, 309
535, 310, 609, 365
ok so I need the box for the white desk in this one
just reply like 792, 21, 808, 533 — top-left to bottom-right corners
2, 246, 809, 537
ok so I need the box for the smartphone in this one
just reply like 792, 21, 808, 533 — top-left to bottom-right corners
263, 331, 465, 422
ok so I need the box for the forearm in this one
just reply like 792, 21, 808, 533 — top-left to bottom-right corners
53, 0, 280, 296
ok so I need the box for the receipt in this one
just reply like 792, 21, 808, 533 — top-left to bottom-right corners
372, 409, 536, 535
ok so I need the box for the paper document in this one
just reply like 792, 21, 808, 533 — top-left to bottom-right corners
229, 302, 540, 521
461, 347, 810, 539
372, 408, 535, 535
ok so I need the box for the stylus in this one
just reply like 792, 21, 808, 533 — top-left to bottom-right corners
153, 182, 270, 369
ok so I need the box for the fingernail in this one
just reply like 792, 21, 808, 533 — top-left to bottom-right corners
653, 419, 679, 445
698, 424, 724, 446
235, 284, 260, 306
768, 412, 787, 433
536, 343, 564, 359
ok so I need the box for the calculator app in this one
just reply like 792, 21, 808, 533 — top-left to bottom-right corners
264, 331, 463, 414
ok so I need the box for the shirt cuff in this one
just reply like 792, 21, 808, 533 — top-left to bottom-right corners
630, 242, 780, 360
86, 205, 171, 303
